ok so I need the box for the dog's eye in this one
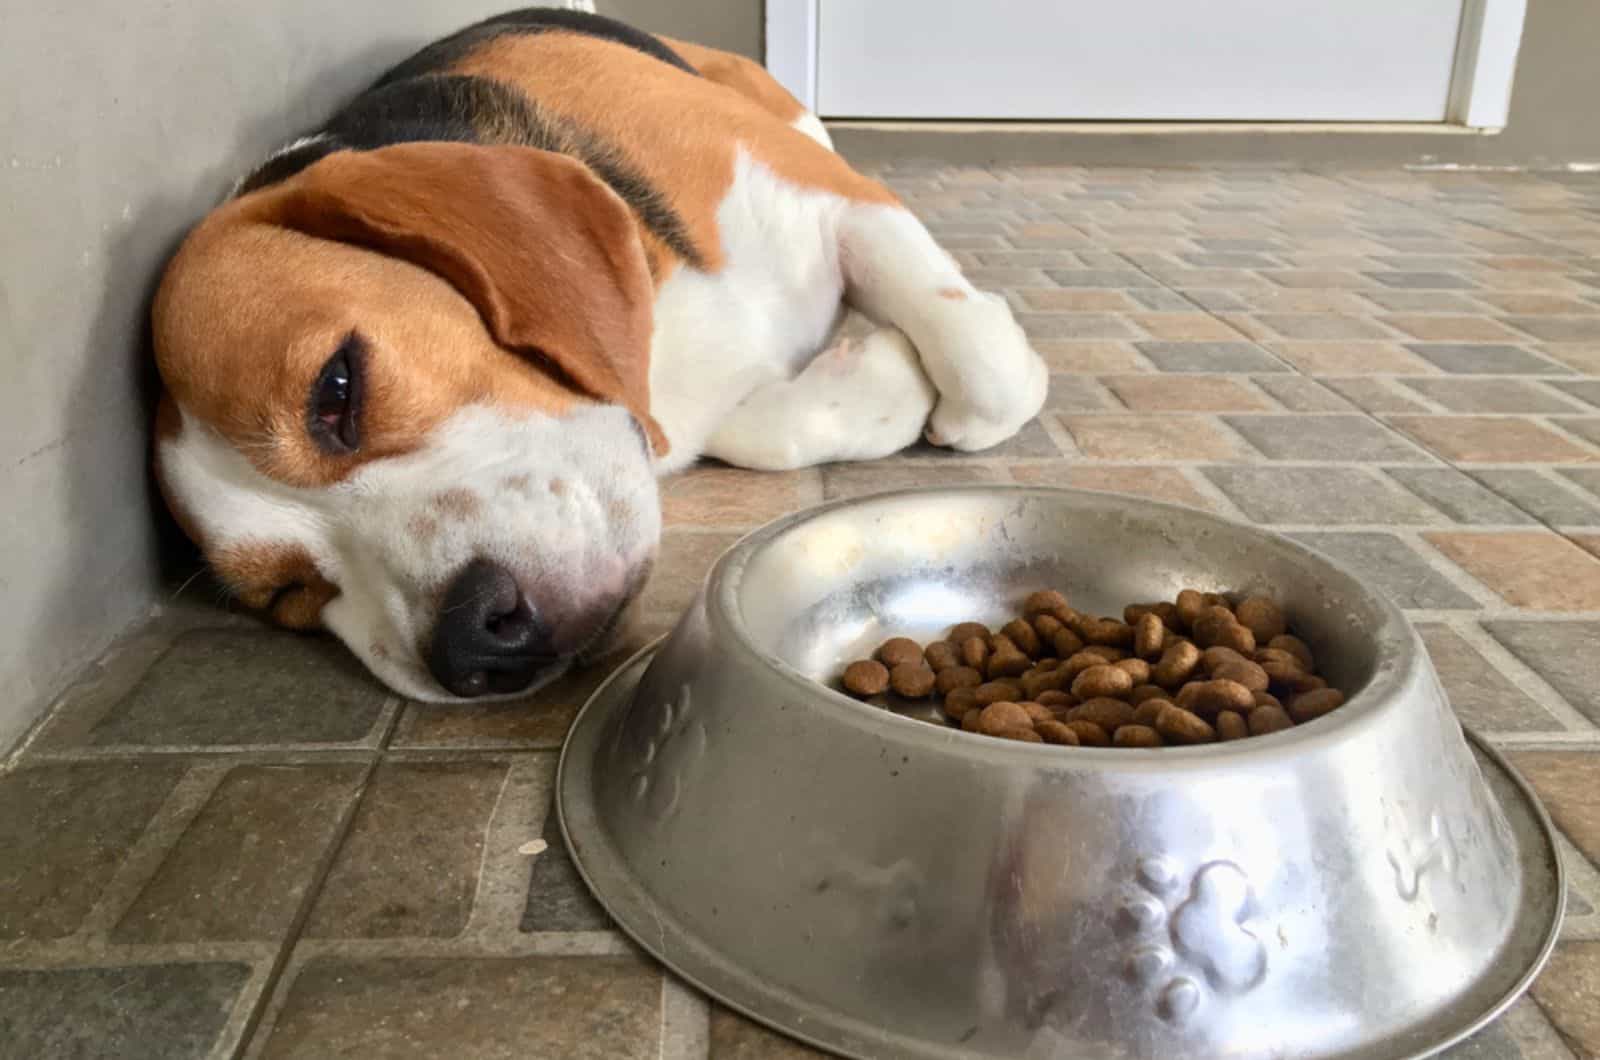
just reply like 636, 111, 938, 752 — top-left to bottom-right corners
309, 334, 363, 453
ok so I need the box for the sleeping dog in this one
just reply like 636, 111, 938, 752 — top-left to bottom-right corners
151, 9, 1047, 702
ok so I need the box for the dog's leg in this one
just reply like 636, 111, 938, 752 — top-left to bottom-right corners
839, 206, 1047, 452
705, 317, 935, 471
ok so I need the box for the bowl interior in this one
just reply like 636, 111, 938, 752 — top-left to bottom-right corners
727, 488, 1404, 719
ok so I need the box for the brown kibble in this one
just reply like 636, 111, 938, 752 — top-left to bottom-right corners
1248, 704, 1295, 735
1024, 590, 1071, 616
1062, 651, 1107, 680
1081, 645, 1127, 662
890, 662, 936, 698
1037, 720, 1081, 746
1194, 607, 1255, 654
1123, 602, 1159, 625
1201, 646, 1249, 674
987, 637, 1032, 678
1082, 618, 1135, 647
1114, 725, 1163, 748
1032, 613, 1065, 641
1051, 627, 1086, 659
1289, 688, 1346, 723
962, 708, 983, 732
1114, 658, 1152, 686
1130, 684, 1168, 704
943, 687, 978, 721
1253, 691, 1284, 709
1072, 664, 1135, 700
960, 636, 990, 670
977, 701, 1032, 736
1175, 679, 1255, 716
1174, 589, 1207, 629
877, 637, 924, 668
842, 660, 889, 697
1037, 690, 1075, 709
1021, 701, 1055, 726
1070, 697, 1136, 731
1216, 710, 1249, 742
1155, 704, 1216, 745
1065, 720, 1110, 747
1151, 603, 1181, 630
936, 666, 983, 695
1235, 596, 1287, 643
975, 681, 1021, 707
1152, 641, 1202, 688
1135, 612, 1166, 659
949, 622, 991, 646
924, 641, 959, 672
1202, 593, 1232, 611
1021, 667, 1070, 700
1132, 699, 1169, 726
1268, 634, 1315, 671
1001, 618, 1043, 658
1211, 659, 1269, 693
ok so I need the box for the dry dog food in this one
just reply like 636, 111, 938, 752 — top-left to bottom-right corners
836, 587, 1347, 748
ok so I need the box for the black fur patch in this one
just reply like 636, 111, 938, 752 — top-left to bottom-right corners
374, 8, 699, 87
234, 36, 705, 267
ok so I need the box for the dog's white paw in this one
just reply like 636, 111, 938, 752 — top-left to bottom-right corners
918, 291, 1048, 451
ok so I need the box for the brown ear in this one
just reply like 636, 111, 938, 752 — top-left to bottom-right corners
250, 142, 666, 454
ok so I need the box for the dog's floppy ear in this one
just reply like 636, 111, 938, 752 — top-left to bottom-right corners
251, 142, 667, 453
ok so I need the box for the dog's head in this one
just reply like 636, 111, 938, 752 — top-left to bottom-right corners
152, 142, 665, 701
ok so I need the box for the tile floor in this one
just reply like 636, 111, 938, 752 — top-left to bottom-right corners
5, 163, 1600, 1059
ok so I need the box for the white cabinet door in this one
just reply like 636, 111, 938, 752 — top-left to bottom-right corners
815, 0, 1468, 121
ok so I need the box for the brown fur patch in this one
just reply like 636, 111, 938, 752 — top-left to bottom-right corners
548, 478, 569, 497
449, 33, 897, 273
938, 286, 968, 300
212, 541, 338, 629
661, 37, 808, 124
432, 488, 482, 518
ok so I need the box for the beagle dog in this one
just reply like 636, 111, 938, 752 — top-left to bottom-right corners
152, 9, 1047, 702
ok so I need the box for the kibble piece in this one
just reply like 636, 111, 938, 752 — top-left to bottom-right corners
1065, 720, 1111, 747
1194, 607, 1256, 654
1081, 645, 1127, 662
1021, 667, 1070, 700
1021, 701, 1055, 726
1132, 699, 1169, 726
949, 622, 992, 646
1155, 704, 1217, 745
1114, 658, 1152, 686
1070, 697, 1136, 731
1202, 592, 1232, 611
960, 636, 990, 670
961, 708, 984, 732
1152, 641, 1202, 688
1175, 679, 1255, 716
1216, 710, 1249, 742
1032, 613, 1065, 641
1024, 589, 1071, 616
943, 687, 978, 721
987, 637, 1032, 678
1135, 612, 1166, 659
877, 637, 924, 668
1123, 602, 1160, 625
1289, 688, 1345, 724
1037, 690, 1075, 709
1201, 646, 1249, 674
1001, 618, 1043, 658
1211, 659, 1270, 693
1248, 704, 1295, 735
1082, 618, 1135, 648
1051, 627, 1086, 659
1114, 725, 1163, 748
924, 641, 959, 672
975, 681, 1020, 707
1062, 651, 1108, 680
977, 701, 1033, 736
1268, 634, 1315, 671
1235, 596, 1287, 643
890, 662, 936, 698
842, 660, 889, 697
1174, 589, 1208, 629
1072, 664, 1135, 700
1130, 684, 1168, 704
1037, 720, 1081, 746
1151, 603, 1182, 630
1253, 691, 1284, 709
936, 666, 983, 695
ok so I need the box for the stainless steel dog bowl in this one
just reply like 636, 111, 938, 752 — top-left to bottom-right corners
557, 487, 1563, 1059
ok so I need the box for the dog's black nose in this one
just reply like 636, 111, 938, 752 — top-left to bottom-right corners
428, 559, 556, 697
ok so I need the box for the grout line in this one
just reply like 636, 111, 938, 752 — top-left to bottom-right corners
1444, 618, 1600, 734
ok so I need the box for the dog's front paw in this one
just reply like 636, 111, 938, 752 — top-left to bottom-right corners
920, 292, 1048, 451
